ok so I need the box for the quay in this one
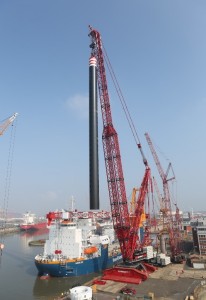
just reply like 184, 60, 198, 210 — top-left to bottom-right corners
54, 263, 206, 300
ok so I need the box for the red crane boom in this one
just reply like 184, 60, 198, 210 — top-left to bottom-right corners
129, 167, 151, 255
89, 27, 131, 260
89, 27, 152, 262
145, 132, 182, 259
144, 133, 174, 217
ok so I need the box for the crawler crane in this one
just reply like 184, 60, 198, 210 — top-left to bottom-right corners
88, 27, 156, 283
145, 132, 183, 262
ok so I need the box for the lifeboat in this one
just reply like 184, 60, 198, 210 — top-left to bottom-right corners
61, 220, 71, 225
84, 246, 98, 254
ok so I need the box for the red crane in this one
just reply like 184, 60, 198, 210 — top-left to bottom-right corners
145, 133, 174, 216
88, 26, 152, 262
89, 27, 130, 260
133, 167, 152, 249
145, 132, 182, 260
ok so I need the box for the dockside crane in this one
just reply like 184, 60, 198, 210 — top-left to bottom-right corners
88, 26, 153, 266
145, 132, 182, 261
0, 112, 18, 253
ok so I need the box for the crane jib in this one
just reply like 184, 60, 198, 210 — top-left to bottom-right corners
89, 26, 152, 262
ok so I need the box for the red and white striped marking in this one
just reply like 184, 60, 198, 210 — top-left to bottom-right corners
89, 56, 97, 67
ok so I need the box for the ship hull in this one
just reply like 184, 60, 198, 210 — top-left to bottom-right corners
35, 247, 122, 277
20, 222, 47, 231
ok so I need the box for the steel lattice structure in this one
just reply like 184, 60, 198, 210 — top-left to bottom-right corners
89, 27, 152, 261
145, 132, 182, 259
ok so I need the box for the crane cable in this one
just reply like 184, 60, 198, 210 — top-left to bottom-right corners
102, 43, 148, 167
102, 43, 154, 243
0, 119, 17, 251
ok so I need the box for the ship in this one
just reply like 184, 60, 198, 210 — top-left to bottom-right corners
35, 209, 122, 277
20, 212, 47, 231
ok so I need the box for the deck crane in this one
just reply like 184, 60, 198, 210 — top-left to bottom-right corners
88, 26, 153, 265
145, 132, 182, 261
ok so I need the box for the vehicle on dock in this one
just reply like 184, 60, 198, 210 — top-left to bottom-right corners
120, 287, 136, 295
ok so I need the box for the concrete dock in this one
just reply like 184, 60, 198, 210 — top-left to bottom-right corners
55, 263, 206, 300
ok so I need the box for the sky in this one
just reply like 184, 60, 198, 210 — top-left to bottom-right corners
0, 0, 206, 216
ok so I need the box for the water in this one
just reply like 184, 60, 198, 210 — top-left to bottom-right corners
0, 231, 96, 300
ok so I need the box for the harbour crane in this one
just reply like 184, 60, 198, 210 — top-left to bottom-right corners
0, 112, 18, 253
88, 26, 153, 264
145, 132, 182, 261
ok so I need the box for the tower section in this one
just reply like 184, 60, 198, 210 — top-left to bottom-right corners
89, 56, 99, 210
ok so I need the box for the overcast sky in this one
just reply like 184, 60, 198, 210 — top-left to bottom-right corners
0, 0, 206, 216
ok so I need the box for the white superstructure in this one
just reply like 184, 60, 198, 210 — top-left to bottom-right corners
40, 212, 116, 261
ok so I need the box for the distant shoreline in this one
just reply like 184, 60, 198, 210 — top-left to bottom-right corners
0, 227, 20, 235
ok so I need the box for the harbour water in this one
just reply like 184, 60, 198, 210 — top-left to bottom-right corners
0, 230, 96, 300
